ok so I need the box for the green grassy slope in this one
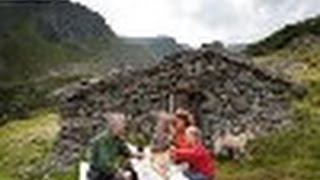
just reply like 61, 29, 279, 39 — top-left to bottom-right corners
246, 15, 320, 56
1, 45, 319, 180
219, 84, 320, 180
0, 110, 58, 180
0, 110, 82, 180
0, 20, 87, 83
218, 25, 320, 180
2, 4, 320, 180
0, 19, 155, 84
0, 1, 157, 122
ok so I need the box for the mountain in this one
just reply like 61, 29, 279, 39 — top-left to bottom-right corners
0, 0, 157, 83
245, 15, 320, 82
122, 36, 186, 59
0, 0, 157, 121
246, 15, 320, 56
227, 43, 247, 53
1, 3, 319, 180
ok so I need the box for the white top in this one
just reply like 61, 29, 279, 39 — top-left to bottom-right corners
79, 143, 189, 180
130, 146, 188, 180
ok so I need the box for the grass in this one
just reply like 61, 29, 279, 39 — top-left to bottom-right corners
1, 52, 320, 180
0, 17, 156, 84
1, 37, 320, 180
0, 110, 72, 180
0, 19, 90, 83
218, 100, 320, 180
0, 109, 82, 180
2, 93, 318, 180
218, 41, 320, 180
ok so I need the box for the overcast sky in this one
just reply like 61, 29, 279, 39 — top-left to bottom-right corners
73, 0, 320, 46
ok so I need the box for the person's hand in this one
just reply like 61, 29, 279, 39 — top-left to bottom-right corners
116, 169, 132, 180
169, 146, 176, 152
169, 146, 177, 158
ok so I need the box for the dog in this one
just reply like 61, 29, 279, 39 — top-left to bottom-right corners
213, 128, 255, 160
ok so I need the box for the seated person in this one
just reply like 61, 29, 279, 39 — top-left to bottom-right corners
149, 111, 179, 179
172, 109, 195, 148
152, 111, 176, 151
87, 113, 137, 180
130, 111, 188, 180
171, 126, 216, 180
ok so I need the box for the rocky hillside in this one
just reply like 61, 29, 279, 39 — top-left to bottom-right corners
248, 14, 320, 83
1, 0, 114, 41
0, 0, 157, 122
0, 0, 156, 83
122, 36, 186, 59
246, 15, 320, 56
54, 44, 305, 167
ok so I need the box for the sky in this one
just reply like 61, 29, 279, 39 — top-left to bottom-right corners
73, 0, 320, 46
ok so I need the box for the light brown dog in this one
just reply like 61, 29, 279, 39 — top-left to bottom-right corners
213, 129, 255, 160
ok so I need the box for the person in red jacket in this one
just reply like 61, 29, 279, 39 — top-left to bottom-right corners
172, 108, 195, 148
171, 126, 215, 180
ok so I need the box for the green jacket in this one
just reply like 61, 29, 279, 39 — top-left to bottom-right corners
89, 131, 130, 172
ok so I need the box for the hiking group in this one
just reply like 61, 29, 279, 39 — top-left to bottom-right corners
86, 109, 216, 180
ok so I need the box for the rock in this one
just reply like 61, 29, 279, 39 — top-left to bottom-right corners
54, 46, 305, 167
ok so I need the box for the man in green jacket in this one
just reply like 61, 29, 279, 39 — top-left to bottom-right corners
87, 113, 132, 180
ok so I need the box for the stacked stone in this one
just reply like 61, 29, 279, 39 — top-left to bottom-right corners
54, 47, 305, 167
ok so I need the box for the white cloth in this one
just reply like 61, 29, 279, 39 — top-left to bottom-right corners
79, 161, 90, 180
131, 158, 188, 180
129, 145, 188, 180
79, 143, 188, 180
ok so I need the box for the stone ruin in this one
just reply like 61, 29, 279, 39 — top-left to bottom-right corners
54, 46, 305, 167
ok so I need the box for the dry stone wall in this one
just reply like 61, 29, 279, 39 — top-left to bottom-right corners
54, 47, 305, 167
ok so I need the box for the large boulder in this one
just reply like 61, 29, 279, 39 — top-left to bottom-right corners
54, 46, 305, 167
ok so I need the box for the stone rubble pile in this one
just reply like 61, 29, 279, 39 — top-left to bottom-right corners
54, 46, 305, 167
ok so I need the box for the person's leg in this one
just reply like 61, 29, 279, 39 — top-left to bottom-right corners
87, 166, 116, 180
125, 167, 138, 180
184, 170, 209, 180
87, 166, 100, 180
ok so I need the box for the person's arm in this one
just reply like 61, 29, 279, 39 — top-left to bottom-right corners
86, 136, 101, 165
119, 140, 132, 158
121, 141, 144, 159
172, 146, 202, 162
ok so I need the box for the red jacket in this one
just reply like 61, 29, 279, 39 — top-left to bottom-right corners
172, 141, 215, 177
174, 132, 188, 148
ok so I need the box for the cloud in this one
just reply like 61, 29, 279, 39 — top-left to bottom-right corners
73, 0, 320, 46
